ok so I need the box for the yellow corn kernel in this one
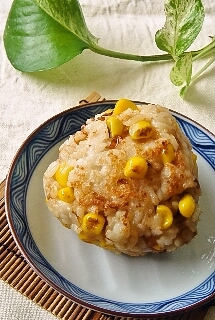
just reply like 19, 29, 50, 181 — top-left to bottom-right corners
81, 213, 105, 236
78, 233, 116, 251
58, 187, 75, 203
129, 120, 153, 140
106, 116, 124, 137
78, 232, 93, 243
178, 194, 195, 218
113, 98, 138, 115
104, 108, 114, 114
98, 239, 116, 252
55, 162, 73, 187
161, 143, 175, 164
156, 205, 173, 230
191, 152, 198, 172
192, 152, 197, 162
124, 156, 148, 179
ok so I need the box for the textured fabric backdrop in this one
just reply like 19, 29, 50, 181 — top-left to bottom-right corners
0, 0, 215, 319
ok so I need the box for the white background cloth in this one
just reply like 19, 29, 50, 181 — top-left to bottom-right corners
0, 0, 215, 319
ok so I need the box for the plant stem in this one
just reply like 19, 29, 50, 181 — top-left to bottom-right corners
90, 44, 211, 63
192, 37, 215, 62
191, 56, 215, 82
90, 44, 173, 62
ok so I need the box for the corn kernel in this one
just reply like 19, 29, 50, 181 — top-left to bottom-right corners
78, 232, 93, 243
129, 120, 153, 140
113, 98, 138, 115
98, 239, 116, 251
156, 205, 173, 230
55, 162, 73, 187
192, 152, 198, 169
178, 194, 195, 218
58, 187, 75, 203
161, 143, 175, 164
78, 233, 116, 251
106, 116, 124, 137
192, 152, 197, 163
81, 213, 105, 236
124, 156, 148, 179
104, 108, 114, 114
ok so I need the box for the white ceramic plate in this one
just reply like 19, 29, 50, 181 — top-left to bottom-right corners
5, 101, 215, 317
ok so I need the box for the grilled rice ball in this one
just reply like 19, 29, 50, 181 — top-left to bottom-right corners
43, 99, 201, 256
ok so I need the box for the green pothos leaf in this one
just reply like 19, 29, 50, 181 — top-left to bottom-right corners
3, 0, 93, 72
35, 0, 99, 46
170, 52, 192, 86
180, 85, 189, 98
155, 0, 205, 58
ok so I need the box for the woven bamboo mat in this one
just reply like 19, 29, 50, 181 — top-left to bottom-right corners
0, 92, 214, 320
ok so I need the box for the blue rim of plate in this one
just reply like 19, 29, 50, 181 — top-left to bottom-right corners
5, 101, 215, 317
